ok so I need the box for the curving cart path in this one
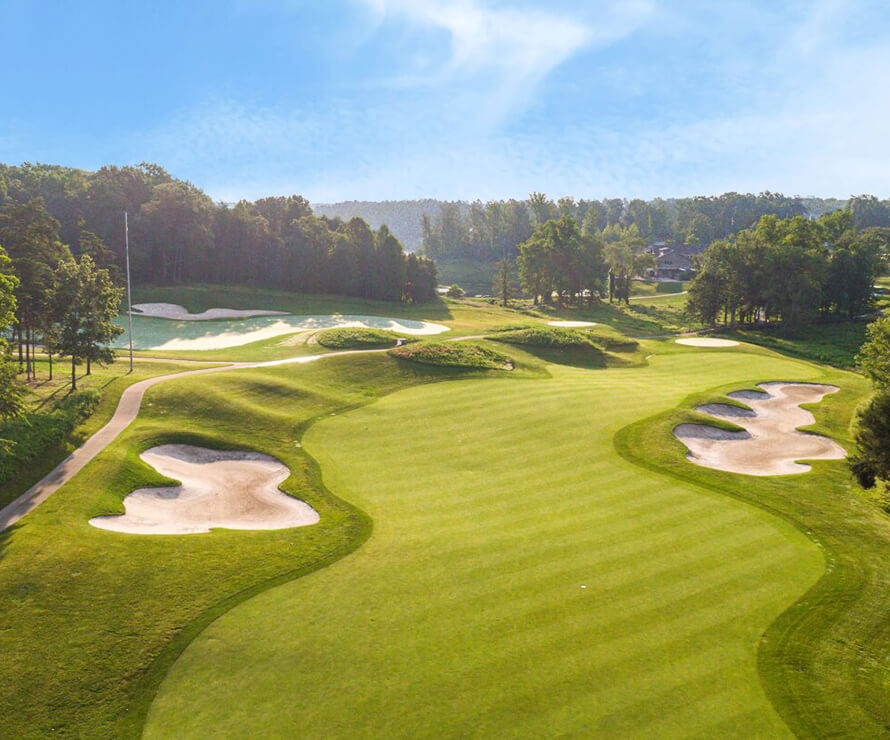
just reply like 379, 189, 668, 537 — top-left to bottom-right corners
0, 350, 381, 532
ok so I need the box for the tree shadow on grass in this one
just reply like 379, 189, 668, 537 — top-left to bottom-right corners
511, 345, 608, 369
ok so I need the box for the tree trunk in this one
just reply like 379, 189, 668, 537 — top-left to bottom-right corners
71, 356, 77, 391
16, 325, 23, 372
49, 352, 53, 381
86, 356, 91, 375
25, 324, 32, 381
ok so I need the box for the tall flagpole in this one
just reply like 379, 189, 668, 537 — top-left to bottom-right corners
125, 211, 134, 372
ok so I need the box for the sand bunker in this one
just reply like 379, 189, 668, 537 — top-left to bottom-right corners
132, 303, 287, 320
675, 337, 739, 347
547, 320, 599, 328
89, 445, 319, 534
674, 382, 846, 476
115, 313, 450, 351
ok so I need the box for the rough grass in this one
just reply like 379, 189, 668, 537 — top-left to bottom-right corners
0, 353, 480, 738
389, 342, 513, 369
315, 327, 409, 349
726, 321, 871, 368
0, 359, 217, 510
614, 370, 890, 737
144, 348, 849, 737
489, 325, 595, 348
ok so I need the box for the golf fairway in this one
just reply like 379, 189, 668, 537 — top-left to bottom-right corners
145, 350, 826, 737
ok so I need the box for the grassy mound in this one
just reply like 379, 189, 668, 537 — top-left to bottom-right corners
584, 330, 639, 353
315, 327, 409, 349
489, 326, 595, 348
389, 342, 512, 369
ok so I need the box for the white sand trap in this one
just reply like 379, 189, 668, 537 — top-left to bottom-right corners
89, 445, 319, 534
547, 320, 599, 328
132, 303, 287, 320
674, 382, 846, 476
120, 313, 450, 350
675, 337, 739, 347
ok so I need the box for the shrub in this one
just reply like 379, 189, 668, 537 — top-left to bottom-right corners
488, 326, 594, 348
389, 342, 512, 369
0, 389, 100, 483
445, 284, 465, 299
316, 327, 410, 350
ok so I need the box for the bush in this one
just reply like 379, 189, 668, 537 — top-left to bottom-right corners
389, 342, 512, 369
488, 326, 594, 348
0, 389, 100, 483
445, 284, 465, 299
316, 327, 410, 350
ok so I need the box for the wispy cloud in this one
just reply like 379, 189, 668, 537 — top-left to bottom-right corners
354, 0, 651, 123
123, 0, 890, 202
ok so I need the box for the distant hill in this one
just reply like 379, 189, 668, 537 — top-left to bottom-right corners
312, 200, 470, 252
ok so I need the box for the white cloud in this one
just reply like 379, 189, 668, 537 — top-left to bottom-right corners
355, 0, 652, 122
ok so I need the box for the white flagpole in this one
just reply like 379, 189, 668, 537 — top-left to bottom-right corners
125, 211, 134, 372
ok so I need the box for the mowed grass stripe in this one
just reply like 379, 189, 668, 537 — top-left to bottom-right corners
145, 351, 824, 737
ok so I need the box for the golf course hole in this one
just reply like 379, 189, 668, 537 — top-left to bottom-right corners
89, 445, 319, 534
675, 337, 739, 347
673, 382, 846, 475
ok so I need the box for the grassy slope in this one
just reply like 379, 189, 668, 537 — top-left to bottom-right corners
145, 344, 848, 737
0, 354, 525, 738
614, 369, 890, 736
0, 358, 216, 509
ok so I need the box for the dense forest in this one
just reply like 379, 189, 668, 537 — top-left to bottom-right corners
686, 211, 888, 330
0, 162, 438, 304
315, 193, 890, 261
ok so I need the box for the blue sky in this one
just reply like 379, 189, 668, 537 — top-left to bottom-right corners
2, 0, 889, 202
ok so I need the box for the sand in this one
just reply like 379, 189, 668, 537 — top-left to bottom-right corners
89, 445, 319, 535
674, 382, 846, 475
132, 303, 287, 320
0, 349, 385, 532
119, 310, 450, 351
547, 320, 599, 328
675, 337, 740, 347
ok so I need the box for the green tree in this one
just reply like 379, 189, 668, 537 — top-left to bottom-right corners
52, 256, 123, 389
0, 247, 24, 417
0, 198, 69, 379
850, 392, 890, 489
857, 317, 890, 389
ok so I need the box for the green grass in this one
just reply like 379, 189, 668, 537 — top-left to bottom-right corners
726, 321, 871, 369
143, 347, 844, 737
614, 370, 890, 736
434, 258, 497, 296
489, 325, 597, 348
389, 341, 513, 369
0, 353, 485, 738
5, 293, 890, 738
315, 327, 409, 349
133, 283, 453, 321
630, 279, 687, 296
0, 358, 217, 509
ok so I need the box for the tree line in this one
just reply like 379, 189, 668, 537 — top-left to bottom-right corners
0, 200, 123, 391
0, 162, 438, 305
363, 192, 890, 260
686, 211, 888, 331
